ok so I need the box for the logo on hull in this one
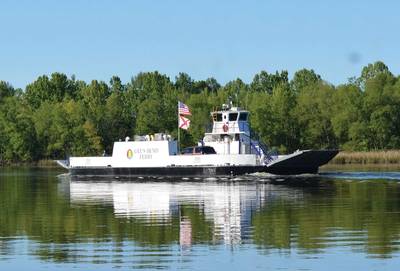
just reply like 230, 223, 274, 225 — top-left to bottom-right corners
127, 149, 133, 159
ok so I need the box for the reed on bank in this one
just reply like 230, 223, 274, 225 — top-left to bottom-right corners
330, 150, 400, 164
2, 153, 400, 167
0, 159, 58, 167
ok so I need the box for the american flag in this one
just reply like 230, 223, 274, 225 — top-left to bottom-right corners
178, 101, 191, 115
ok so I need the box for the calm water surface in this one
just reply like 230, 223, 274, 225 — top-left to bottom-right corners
1, 168, 400, 270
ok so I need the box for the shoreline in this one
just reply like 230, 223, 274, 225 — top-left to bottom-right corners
1, 151, 400, 169
321, 163, 400, 172
329, 150, 400, 165
0, 160, 59, 168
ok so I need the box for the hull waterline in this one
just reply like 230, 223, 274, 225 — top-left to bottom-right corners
65, 150, 338, 178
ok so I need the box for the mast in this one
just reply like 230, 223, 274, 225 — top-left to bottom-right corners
177, 102, 180, 154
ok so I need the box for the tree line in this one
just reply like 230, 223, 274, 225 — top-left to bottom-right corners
0, 61, 399, 163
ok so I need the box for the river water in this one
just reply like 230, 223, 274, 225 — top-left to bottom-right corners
1, 168, 400, 270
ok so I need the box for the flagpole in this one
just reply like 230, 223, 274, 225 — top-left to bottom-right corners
177, 103, 180, 154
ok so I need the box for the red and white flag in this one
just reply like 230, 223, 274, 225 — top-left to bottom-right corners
179, 115, 191, 130
178, 101, 191, 116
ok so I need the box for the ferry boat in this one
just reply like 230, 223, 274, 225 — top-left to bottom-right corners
57, 103, 338, 177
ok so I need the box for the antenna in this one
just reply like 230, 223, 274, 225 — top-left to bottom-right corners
227, 96, 234, 109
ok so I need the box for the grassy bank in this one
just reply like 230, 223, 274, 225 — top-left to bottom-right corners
0, 159, 58, 168
330, 150, 400, 164
2, 152, 400, 168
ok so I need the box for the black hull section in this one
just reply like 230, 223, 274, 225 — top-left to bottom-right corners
266, 150, 339, 175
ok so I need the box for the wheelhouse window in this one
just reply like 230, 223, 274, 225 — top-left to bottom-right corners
216, 113, 223, 122
238, 112, 248, 121
229, 113, 238, 121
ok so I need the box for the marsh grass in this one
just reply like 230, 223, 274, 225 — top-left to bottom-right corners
0, 159, 58, 167
36, 159, 58, 167
331, 150, 400, 164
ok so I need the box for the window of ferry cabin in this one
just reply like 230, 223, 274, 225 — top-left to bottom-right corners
239, 112, 248, 121
229, 113, 238, 121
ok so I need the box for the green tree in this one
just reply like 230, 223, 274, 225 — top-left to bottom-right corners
175, 72, 194, 94
221, 79, 249, 107
135, 97, 164, 134
247, 92, 273, 146
2, 62, 400, 163
190, 77, 221, 94
359, 61, 392, 87
102, 92, 131, 152
362, 72, 400, 149
250, 70, 289, 93
80, 80, 110, 147
0, 96, 37, 162
295, 83, 337, 149
290, 69, 321, 93
0, 81, 15, 101
129, 72, 178, 137
128, 71, 173, 103
268, 85, 299, 153
331, 84, 363, 150
24, 73, 78, 109
186, 92, 213, 143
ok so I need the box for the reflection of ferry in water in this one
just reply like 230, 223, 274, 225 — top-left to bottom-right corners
57, 103, 337, 177
68, 179, 305, 245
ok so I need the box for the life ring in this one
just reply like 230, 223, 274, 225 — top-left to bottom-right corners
223, 124, 229, 133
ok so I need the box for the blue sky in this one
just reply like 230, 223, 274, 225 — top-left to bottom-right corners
1, 0, 399, 88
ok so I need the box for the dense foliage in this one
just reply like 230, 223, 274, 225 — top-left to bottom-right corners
1, 61, 400, 163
